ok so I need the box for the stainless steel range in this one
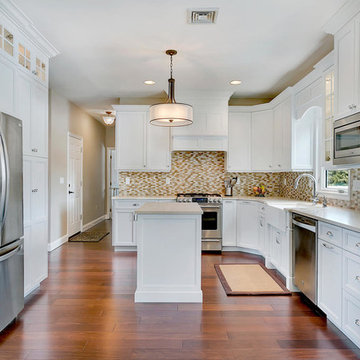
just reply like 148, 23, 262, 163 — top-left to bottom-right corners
176, 193, 222, 251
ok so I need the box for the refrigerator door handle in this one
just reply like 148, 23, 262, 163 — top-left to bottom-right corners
0, 244, 22, 263
0, 132, 9, 228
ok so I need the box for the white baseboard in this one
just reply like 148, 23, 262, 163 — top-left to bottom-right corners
48, 234, 68, 252
82, 214, 107, 232
222, 246, 263, 256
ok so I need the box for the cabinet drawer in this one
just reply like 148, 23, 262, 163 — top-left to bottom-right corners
344, 229, 360, 257
113, 200, 143, 209
342, 291, 360, 348
343, 250, 360, 299
318, 222, 342, 247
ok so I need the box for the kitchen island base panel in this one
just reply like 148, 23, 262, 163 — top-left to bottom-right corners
135, 205, 202, 303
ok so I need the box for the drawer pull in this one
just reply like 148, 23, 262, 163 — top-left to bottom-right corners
322, 243, 334, 250
356, 243, 360, 248
276, 239, 280, 245
355, 319, 360, 326
132, 204, 139, 207
355, 276, 360, 281
326, 231, 333, 237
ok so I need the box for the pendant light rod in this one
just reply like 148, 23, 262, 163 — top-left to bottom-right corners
149, 49, 193, 127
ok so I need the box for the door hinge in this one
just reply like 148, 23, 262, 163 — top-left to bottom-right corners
110, 155, 112, 160
133, 214, 138, 222
110, 181, 112, 186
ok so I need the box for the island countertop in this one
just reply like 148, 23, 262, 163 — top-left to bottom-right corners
135, 202, 203, 215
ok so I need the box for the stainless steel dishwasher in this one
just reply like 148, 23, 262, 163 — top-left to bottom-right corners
292, 214, 318, 304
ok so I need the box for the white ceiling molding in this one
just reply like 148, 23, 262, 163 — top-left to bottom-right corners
323, 0, 360, 34
0, 0, 59, 58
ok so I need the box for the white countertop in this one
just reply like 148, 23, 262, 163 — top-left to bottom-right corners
290, 206, 360, 233
135, 202, 203, 215
113, 196, 176, 200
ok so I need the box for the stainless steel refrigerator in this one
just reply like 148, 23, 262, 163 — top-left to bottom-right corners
0, 112, 24, 332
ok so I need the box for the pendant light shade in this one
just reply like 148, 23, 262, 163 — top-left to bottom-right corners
150, 50, 193, 127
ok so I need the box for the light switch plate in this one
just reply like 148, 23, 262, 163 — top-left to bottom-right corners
236, 178, 240, 185
353, 180, 360, 191
125, 177, 130, 185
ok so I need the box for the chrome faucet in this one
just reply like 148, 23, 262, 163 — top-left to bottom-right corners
294, 174, 319, 205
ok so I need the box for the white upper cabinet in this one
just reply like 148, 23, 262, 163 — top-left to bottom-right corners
335, 19, 356, 118
116, 111, 146, 171
15, 73, 48, 158
227, 111, 251, 172
251, 110, 274, 171
171, 92, 231, 151
146, 120, 170, 171
114, 106, 170, 172
273, 98, 291, 171
0, 55, 15, 115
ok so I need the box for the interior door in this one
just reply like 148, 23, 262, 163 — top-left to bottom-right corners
68, 135, 82, 237
108, 148, 118, 218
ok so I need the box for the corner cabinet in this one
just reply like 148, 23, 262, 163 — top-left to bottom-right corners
113, 105, 170, 172
227, 90, 293, 172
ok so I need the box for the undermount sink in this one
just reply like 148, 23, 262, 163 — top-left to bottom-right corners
268, 202, 320, 210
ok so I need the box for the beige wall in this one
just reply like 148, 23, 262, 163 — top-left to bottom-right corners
49, 89, 106, 245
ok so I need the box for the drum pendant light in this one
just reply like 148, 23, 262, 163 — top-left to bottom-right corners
150, 50, 193, 127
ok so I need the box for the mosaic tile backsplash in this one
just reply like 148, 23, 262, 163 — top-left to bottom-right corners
118, 151, 311, 197
118, 151, 360, 210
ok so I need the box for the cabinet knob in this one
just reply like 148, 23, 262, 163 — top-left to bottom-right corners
355, 275, 360, 281
326, 231, 333, 237
278, 164, 281, 168
355, 319, 360, 326
356, 242, 360, 248
269, 165, 272, 168
31, 148, 38, 153
31, 188, 38, 193
349, 105, 353, 110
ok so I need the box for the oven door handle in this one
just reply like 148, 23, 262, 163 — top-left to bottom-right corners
201, 206, 221, 210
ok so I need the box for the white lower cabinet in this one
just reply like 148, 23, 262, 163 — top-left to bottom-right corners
269, 226, 283, 271
342, 291, 360, 347
23, 221, 48, 296
222, 200, 237, 246
112, 209, 136, 247
23, 156, 48, 296
236, 201, 259, 249
317, 239, 342, 327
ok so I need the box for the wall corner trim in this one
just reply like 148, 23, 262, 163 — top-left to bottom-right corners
82, 214, 107, 232
48, 234, 68, 252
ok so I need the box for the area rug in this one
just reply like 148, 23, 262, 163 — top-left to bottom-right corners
69, 230, 110, 243
214, 263, 291, 296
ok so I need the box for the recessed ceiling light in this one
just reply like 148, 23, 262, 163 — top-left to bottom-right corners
230, 80, 242, 85
144, 80, 156, 85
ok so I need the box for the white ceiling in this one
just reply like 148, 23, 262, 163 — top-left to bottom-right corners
14, 0, 346, 117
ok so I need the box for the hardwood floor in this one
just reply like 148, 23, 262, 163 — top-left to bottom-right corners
0, 220, 359, 359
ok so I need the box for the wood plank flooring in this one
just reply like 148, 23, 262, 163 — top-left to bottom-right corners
0, 220, 359, 359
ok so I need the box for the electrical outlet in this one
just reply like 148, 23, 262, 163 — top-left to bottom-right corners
125, 177, 130, 185
236, 178, 240, 185
353, 180, 360, 191
283, 178, 287, 186
166, 177, 171, 185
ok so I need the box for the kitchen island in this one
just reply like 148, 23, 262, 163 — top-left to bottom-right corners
134, 202, 203, 303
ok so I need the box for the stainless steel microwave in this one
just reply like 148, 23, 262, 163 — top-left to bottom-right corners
333, 112, 360, 165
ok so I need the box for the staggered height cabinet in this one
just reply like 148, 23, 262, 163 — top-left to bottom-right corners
227, 94, 296, 172
0, 6, 57, 296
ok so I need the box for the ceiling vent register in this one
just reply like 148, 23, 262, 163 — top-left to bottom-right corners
188, 9, 219, 24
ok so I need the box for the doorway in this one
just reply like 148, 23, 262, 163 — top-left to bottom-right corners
67, 133, 83, 237
106, 147, 118, 219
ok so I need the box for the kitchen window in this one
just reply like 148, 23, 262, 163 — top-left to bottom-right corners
321, 169, 349, 196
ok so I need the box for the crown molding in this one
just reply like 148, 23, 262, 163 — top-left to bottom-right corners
323, 0, 360, 34
0, 0, 59, 58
